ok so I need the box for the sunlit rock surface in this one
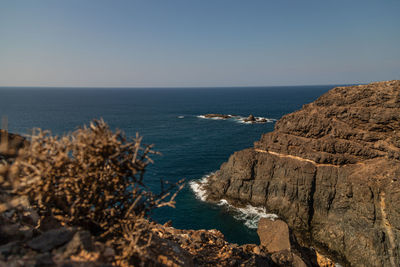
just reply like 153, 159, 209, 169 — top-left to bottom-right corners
206, 80, 400, 267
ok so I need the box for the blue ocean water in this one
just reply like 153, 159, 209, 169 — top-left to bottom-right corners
0, 85, 335, 244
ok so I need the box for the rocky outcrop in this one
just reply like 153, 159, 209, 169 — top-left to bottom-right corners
206, 80, 400, 266
0, 195, 323, 266
203, 114, 236, 119
201, 114, 271, 123
243, 114, 269, 123
245, 114, 256, 122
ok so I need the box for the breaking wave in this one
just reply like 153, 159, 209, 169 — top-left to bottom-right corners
217, 199, 278, 229
189, 173, 212, 201
235, 116, 276, 124
196, 115, 231, 120
196, 115, 276, 124
190, 174, 278, 229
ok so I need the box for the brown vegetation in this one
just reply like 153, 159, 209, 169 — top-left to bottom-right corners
0, 119, 331, 266
1, 119, 184, 266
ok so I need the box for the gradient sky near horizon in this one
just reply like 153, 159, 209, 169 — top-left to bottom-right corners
1, 0, 399, 87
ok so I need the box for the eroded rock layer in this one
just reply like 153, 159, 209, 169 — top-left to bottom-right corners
206, 80, 400, 267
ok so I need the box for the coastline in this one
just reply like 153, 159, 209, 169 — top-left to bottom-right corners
189, 173, 278, 229
203, 80, 400, 266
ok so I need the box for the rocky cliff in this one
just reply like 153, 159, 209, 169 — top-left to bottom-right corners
1, 127, 334, 266
206, 80, 400, 266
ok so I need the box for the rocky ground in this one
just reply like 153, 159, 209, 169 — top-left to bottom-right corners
0, 194, 333, 266
0, 126, 334, 266
206, 80, 400, 266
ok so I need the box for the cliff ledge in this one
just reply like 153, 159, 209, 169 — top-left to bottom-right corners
206, 80, 400, 267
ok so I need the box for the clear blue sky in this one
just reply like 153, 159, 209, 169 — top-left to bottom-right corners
1, 0, 399, 87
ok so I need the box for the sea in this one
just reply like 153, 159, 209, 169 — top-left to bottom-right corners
0, 85, 337, 244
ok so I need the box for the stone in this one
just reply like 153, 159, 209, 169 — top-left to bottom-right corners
291, 253, 308, 267
247, 114, 256, 122
27, 228, 76, 252
270, 249, 293, 266
0, 224, 22, 243
203, 114, 233, 119
0, 130, 27, 159
103, 247, 115, 259
270, 250, 307, 267
0, 241, 21, 258
253, 246, 261, 254
315, 250, 335, 267
34, 252, 54, 266
191, 231, 207, 243
257, 219, 291, 253
61, 231, 93, 258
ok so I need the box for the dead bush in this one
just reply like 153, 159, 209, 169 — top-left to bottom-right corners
9, 119, 184, 238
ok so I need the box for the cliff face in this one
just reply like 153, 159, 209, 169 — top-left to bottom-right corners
1, 128, 333, 266
206, 80, 400, 267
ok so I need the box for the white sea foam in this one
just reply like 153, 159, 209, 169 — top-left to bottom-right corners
196, 115, 226, 120
217, 199, 229, 206
235, 116, 276, 124
189, 174, 212, 201
217, 199, 278, 229
196, 115, 276, 124
190, 174, 278, 229
178, 116, 184, 119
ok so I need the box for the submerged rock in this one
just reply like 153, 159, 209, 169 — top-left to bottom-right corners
201, 113, 272, 124
206, 80, 400, 266
246, 114, 256, 122
203, 114, 234, 119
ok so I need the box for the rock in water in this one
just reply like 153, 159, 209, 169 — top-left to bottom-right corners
246, 114, 256, 122
203, 114, 234, 119
206, 80, 400, 267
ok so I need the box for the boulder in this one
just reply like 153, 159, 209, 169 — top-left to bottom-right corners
60, 230, 94, 258
27, 228, 76, 252
257, 218, 291, 253
271, 250, 307, 267
247, 114, 256, 122
0, 130, 27, 159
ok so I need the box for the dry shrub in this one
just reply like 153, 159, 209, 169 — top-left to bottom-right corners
10, 119, 184, 238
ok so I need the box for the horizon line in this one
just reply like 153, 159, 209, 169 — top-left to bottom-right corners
0, 82, 359, 89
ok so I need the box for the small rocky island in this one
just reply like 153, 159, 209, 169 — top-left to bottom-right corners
201, 114, 271, 123
205, 80, 400, 267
